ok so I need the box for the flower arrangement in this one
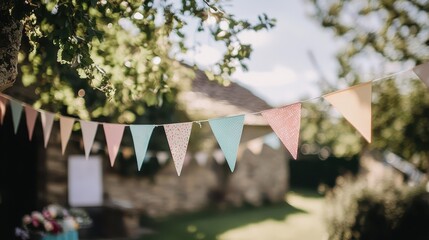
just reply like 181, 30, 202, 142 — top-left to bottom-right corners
16, 204, 92, 240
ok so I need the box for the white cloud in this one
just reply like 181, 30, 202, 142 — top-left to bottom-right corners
237, 30, 272, 47
233, 65, 301, 87
232, 65, 321, 106
179, 44, 223, 68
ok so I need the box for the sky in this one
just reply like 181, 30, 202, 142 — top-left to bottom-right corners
182, 0, 342, 107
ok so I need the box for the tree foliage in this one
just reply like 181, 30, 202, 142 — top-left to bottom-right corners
304, 0, 429, 169
2, 0, 275, 122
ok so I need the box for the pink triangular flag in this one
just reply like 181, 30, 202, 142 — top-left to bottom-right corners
24, 106, 38, 141
41, 111, 55, 148
60, 117, 75, 154
261, 103, 302, 159
323, 82, 372, 143
0, 96, 7, 125
413, 62, 429, 88
80, 120, 98, 159
103, 123, 125, 167
164, 122, 193, 176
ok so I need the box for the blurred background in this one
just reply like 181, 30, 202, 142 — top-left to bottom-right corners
1, 0, 429, 239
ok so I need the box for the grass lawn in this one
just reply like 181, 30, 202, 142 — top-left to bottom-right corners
140, 189, 327, 240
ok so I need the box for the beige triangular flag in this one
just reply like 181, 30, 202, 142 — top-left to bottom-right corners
80, 120, 98, 159
60, 117, 75, 154
24, 106, 38, 141
41, 111, 55, 148
0, 96, 7, 125
323, 82, 372, 143
413, 62, 429, 88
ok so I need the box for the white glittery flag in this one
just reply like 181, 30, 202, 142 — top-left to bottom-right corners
164, 122, 193, 176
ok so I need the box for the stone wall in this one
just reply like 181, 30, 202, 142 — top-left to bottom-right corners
42, 125, 289, 218
103, 125, 288, 217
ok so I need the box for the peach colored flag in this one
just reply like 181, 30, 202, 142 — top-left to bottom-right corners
0, 96, 7, 125
80, 120, 98, 159
60, 117, 75, 154
261, 103, 302, 159
413, 62, 429, 88
41, 111, 55, 148
103, 123, 125, 167
164, 122, 193, 176
324, 82, 372, 143
24, 106, 38, 141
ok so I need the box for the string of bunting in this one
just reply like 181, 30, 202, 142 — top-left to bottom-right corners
0, 63, 428, 176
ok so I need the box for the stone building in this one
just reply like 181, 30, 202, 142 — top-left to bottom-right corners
0, 71, 288, 238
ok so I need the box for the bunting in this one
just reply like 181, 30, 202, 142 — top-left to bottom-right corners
209, 115, 245, 172
164, 122, 193, 176
0, 62, 427, 175
261, 103, 302, 159
103, 123, 125, 167
130, 125, 155, 171
413, 62, 429, 88
80, 120, 98, 160
10, 99, 23, 134
323, 82, 372, 143
24, 106, 38, 141
60, 117, 75, 154
41, 111, 55, 148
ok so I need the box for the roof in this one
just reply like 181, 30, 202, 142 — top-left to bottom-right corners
179, 70, 272, 126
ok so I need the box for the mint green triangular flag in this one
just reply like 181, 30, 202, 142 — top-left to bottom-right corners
10, 99, 23, 134
209, 115, 245, 172
130, 125, 155, 171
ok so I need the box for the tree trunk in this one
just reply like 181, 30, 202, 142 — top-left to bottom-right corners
0, 4, 23, 92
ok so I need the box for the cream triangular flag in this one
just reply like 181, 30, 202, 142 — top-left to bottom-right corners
41, 111, 55, 148
80, 120, 98, 159
261, 103, 302, 159
0, 96, 7, 125
103, 123, 125, 167
24, 106, 38, 141
413, 62, 429, 88
164, 122, 193, 176
60, 117, 75, 154
323, 82, 372, 143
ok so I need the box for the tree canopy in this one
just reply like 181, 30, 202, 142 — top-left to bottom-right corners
0, 0, 275, 122
304, 0, 429, 169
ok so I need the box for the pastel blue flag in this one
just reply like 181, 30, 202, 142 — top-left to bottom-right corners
209, 115, 245, 172
130, 125, 155, 171
10, 99, 23, 134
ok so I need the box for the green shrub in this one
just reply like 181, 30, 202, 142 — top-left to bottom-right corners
326, 176, 429, 240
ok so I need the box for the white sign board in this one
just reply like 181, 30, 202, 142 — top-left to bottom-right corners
68, 155, 103, 207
